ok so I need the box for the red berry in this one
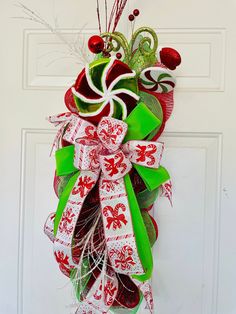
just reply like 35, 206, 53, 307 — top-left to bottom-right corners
88, 35, 104, 54
133, 9, 140, 16
103, 51, 111, 58
129, 14, 135, 21
160, 47, 181, 70
116, 52, 122, 59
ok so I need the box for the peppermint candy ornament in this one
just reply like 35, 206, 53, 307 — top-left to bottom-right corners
72, 58, 139, 123
140, 67, 176, 93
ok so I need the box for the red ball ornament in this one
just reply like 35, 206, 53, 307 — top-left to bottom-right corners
160, 47, 181, 70
129, 14, 135, 21
116, 52, 122, 59
88, 35, 104, 54
133, 9, 140, 16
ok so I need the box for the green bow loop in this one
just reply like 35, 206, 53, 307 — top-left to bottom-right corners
134, 165, 170, 192
124, 102, 161, 142
56, 145, 77, 176
54, 171, 80, 235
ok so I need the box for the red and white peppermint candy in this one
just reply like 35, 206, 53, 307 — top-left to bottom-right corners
72, 58, 140, 120
140, 67, 176, 93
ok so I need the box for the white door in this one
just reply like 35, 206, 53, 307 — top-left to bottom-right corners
0, 0, 235, 313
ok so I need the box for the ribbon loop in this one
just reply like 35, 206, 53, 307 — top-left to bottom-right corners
97, 117, 128, 152
48, 112, 75, 154
74, 138, 100, 171
99, 150, 132, 180
48, 112, 98, 154
63, 115, 97, 144
123, 140, 164, 168
48, 112, 74, 125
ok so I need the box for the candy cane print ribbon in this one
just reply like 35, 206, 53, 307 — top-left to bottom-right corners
132, 279, 154, 314
53, 170, 99, 276
48, 112, 97, 153
99, 173, 144, 275
48, 112, 75, 154
160, 179, 173, 206
122, 140, 164, 169
44, 212, 56, 243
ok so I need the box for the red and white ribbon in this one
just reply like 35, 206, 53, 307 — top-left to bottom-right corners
54, 169, 99, 276
48, 112, 98, 154
132, 279, 154, 313
160, 179, 173, 206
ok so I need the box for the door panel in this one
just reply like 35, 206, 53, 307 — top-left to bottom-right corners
0, 1, 235, 314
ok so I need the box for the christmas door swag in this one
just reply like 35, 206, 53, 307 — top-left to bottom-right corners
43, 2, 181, 313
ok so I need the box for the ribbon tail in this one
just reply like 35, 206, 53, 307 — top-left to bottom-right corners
133, 279, 154, 314
160, 179, 173, 206
99, 174, 146, 276
50, 121, 68, 156
124, 174, 153, 282
53, 170, 99, 276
